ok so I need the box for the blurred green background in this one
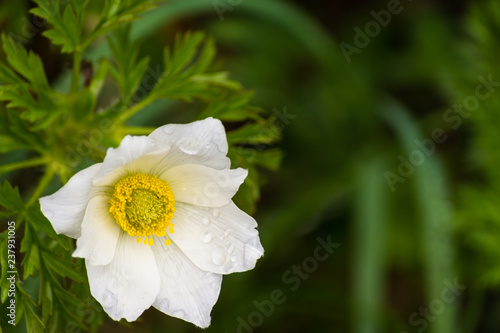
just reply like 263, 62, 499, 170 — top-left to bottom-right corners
3, 0, 500, 332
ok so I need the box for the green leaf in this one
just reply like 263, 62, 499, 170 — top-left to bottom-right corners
0, 85, 62, 129
89, 59, 111, 97
68, 88, 96, 121
0, 240, 10, 302
108, 26, 149, 99
26, 206, 66, 249
84, 0, 158, 49
252, 149, 283, 171
147, 32, 241, 102
227, 120, 281, 145
199, 91, 262, 121
0, 135, 31, 153
0, 181, 24, 213
1, 34, 49, 89
30, 1, 81, 53
0, 62, 22, 84
42, 250, 86, 283
17, 284, 45, 332
0, 110, 46, 152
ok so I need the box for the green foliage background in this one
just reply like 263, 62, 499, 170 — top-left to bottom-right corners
1, 0, 500, 332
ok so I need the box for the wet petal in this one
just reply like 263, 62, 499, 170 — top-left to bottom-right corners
149, 117, 229, 170
161, 164, 247, 207
169, 201, 264, 274
152, 239, 222, 328
86, 233, 161, 322
73, 195, 121, 266
39, 163, 102, 238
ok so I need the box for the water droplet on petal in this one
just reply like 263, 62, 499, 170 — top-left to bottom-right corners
203, 232, 213, 243
177, 137, 202, 155
202, 217, 211, 226
230, 256, 237, 262
101, 290, 117, 308
172, 309, 186, 318
224, 230, 231, 238
212, 247, 227, 266
227, 243, 235, 254
212, 209, 220, 217
159, 298, 170, 312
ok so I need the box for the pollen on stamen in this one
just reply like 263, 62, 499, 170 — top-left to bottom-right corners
144, 237, 148, 245
137, 237, 142, 243
168, 226, 174, 234
148, 238, 154, 246
166, 238, 171, 246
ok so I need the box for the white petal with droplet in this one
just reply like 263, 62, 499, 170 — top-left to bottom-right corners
160, 164, 247, 207
169, 201, 264, 274
151, 240, 222, 328
86, 234, 160, 322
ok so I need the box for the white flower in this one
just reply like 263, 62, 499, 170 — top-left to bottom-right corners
39, 117, 264, 327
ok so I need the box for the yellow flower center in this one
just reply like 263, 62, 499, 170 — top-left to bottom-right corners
109, 173, 175, 245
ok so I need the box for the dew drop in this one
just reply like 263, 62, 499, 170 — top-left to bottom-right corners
224, 230, 231, 238
212, 209, 220, 217
203, 232, 213, 243
211, 247, 227, 266
177, 137, 202, 155
101, 290, 117, 308
202, 217, 211, 226
230, 256, 237, 262
172, 309, 186, 318
159, 298, 170, 312
227, 243, 235, 254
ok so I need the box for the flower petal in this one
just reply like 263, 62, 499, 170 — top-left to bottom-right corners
152, 239, 222, 328
86, 233, 161, 322
73, 195, 121, 266
39, 163, 102, 238
149, 117, 230, 170
160, 164, 247, 207
93, 145, 171, 187
169, 201, 264, 274
93, 135, 159, 184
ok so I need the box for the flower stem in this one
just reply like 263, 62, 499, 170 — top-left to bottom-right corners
71, 50, 82, 93
27, 167, 55, 208
0, 156, 48, 175
121, 126, 156, 136
117, 96, 155, 124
